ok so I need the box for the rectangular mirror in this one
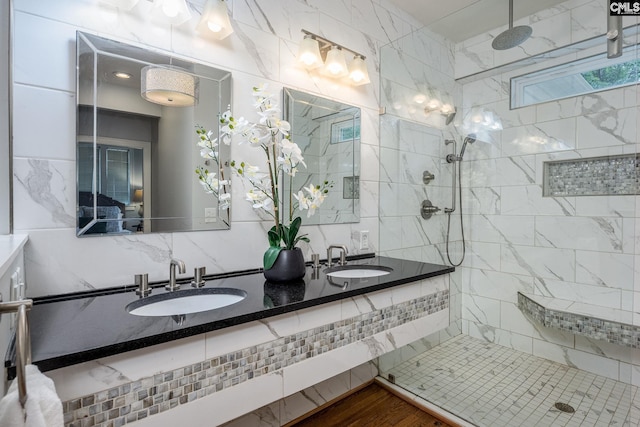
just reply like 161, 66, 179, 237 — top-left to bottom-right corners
283, 88, 360, 224
76, 32, 231, 236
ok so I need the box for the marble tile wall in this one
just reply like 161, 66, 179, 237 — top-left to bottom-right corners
453, 0, 640, 386
11, 0, 425, 297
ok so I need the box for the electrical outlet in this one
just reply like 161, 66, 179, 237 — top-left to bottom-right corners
359, 230, 369, 250
204, 208, 217, 223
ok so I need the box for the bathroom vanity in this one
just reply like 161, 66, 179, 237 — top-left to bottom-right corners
7, 255, 453, 426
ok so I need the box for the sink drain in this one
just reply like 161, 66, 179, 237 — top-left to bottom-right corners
554, 402, 575, 413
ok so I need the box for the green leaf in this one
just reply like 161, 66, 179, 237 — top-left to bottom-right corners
263, 246, 282, 270
267, 227, 281, 247
286, 217, 302, 249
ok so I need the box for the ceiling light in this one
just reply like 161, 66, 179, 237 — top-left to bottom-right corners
324, 46, 348, 77
348, 55, 370, 85
197, 0, 233, 40
141, 65, 199, 107
297, 34, 322, 69
151, 0, 191, 25
113, 71, 132, 79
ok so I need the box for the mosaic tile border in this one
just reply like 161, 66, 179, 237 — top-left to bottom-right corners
543, 154, 639, 197
518, 292, 640, 349
63, 290, 449, 427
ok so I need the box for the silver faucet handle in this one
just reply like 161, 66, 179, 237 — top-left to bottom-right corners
192, 267, 206, 288
311, 254, 320, 269
135, 274, 151, 297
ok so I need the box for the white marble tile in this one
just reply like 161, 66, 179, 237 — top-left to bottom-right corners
463, 294, 500, 328
575, 251, 634, 291
502, 185, 575, 216
461, 187, 501, 215
233, 0, 319, 41
501, 118, 577, 156
575, 336, 634, 364
351, 0, 409, 45
12, 11, 78, 91
13, 158, 76, 230
262, 300, 342, 338
534, 278, 622, 309
20, 229, 173, 296
576, 107, 638, 149
48, 335, 205, 401
466, 214, 535, 246
463, 241, 501, 271
535, 216, 623, 253
204, 321, 281, 359
536, 90, 625, 123
533, 339, 621, 381
13, 85, 76, 160
467, 322, 533, 355
463, 268, 534, 304
501, 244, 575, 282
350, 361, 378, 389
575, 196, 636, 218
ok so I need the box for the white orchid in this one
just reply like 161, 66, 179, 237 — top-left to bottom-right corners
196, 84, 333, 271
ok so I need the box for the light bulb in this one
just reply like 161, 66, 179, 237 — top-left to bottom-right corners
413, 94, 426, 104
162, 0, 179, 17
207, 21, 222, 32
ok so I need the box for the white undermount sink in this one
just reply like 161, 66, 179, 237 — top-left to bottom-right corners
126, 287, 246, 317
325, 265, 393, 279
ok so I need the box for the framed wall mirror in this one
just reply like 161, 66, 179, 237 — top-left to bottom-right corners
283, 88, 360, 225
76, 32, 231, 237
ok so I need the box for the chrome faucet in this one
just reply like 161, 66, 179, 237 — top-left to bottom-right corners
165, 258, 186, 291
327, 245, 348, 267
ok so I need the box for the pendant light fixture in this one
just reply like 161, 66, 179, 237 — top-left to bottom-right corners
197, 0, 234, 40
141, 65, 199, 107
296, 30, 370, 86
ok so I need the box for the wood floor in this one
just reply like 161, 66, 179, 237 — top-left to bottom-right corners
290, 382, 453, 427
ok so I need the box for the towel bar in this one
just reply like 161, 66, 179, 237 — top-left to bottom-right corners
0, 296, 33, 407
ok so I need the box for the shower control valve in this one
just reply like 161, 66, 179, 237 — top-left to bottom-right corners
421, 200, 441, 220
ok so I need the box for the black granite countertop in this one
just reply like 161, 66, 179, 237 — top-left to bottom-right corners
6, 255, 453, 377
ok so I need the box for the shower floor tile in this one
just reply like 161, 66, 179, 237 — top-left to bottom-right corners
386, 335, 639, 427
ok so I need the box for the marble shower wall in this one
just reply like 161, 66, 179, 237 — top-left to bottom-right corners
11, 0, 424, 297
455, 0, 640, 385
378, 30, 463, 348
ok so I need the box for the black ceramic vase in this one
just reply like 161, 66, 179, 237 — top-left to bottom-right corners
263, 248, 306, 282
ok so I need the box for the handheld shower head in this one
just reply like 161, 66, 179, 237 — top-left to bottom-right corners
459, 134, 476, 159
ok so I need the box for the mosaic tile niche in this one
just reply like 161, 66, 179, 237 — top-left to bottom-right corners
63, 290, 449, 427
543, 154, 639, 197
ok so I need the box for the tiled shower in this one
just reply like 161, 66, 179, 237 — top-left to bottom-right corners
378, 0, 639, 424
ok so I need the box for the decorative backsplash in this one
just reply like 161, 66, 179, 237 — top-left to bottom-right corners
63, 290, 449, 427
543, 154, 639, 197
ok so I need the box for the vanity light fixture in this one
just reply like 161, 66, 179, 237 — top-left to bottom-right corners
151, 0, 192, 26
141, 65, 199, 107
297, 30, 370, 85
197, 0, 234, 40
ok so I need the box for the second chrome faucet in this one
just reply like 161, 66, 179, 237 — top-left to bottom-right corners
166, 258, 186, 291
327, 245, 348, 267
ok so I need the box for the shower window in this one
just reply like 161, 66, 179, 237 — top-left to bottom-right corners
511, 46, 639, 108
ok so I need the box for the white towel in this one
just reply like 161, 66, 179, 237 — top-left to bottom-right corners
0, 364, 63, 427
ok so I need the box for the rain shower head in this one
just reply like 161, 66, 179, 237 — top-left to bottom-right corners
492, 0, 532, 50
459, 134, 476, 159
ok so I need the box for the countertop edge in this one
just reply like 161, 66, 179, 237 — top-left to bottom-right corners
0, 234, 29, 280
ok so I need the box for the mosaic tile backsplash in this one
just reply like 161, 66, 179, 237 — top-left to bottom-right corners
543, 154, 639, 196
63, 290, 449, 427
517, 293, 640, 349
